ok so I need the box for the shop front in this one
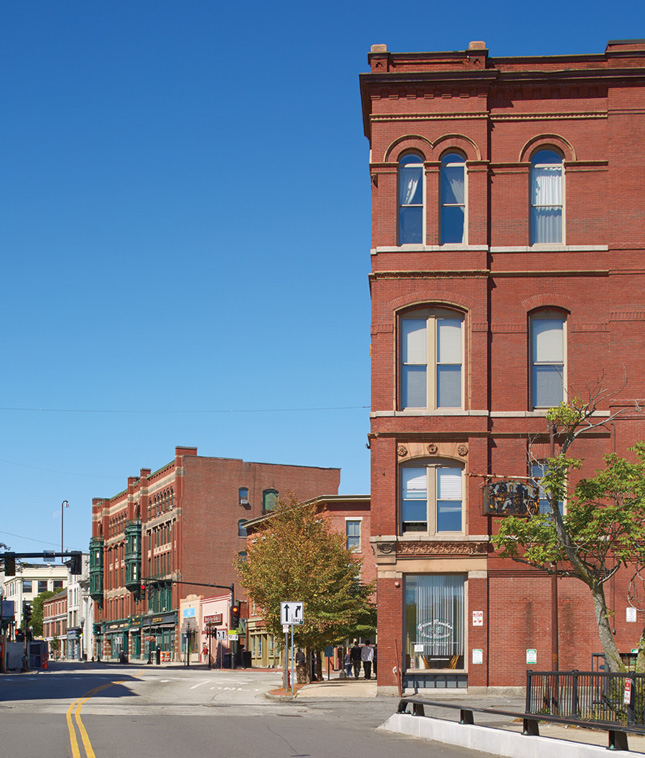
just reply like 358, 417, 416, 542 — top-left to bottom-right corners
141, 611, 177, 662
404, 574, 467, 689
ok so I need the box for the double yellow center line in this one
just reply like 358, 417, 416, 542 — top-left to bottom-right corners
66, 671, 143, 758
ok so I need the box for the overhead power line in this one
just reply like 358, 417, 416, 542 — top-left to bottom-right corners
0, 404, 369, 415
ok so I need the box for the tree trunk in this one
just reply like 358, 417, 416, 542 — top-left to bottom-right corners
592, 586, 625, 673
635, 627, 645, 674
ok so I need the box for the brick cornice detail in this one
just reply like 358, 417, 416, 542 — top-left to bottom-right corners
387, 289, 476, 312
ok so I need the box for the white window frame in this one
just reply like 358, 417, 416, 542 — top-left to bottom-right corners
345, 518, 362, 552
398, 153, 425, 245
530, 310, 566, 410
400, 460, 464, 535
530, 149, 564, 245
399, 308, 465, 411
530, 461, 566, 516
440, 152, 467, 245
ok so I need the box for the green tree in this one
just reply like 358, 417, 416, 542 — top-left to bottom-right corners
492, 394, 645, 673
30, 591, 56, 637
234, 496, 376, 680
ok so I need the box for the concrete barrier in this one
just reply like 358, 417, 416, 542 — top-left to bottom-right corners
380, 713, 622, 758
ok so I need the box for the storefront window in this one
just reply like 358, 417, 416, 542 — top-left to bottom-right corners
405, 574, 465, 670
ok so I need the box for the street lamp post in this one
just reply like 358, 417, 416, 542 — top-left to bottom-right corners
61, 500, 69, 556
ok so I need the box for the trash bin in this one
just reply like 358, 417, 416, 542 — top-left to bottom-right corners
240, 651, 252, 669
223, 653, 232, 669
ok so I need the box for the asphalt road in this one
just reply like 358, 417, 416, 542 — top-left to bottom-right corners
0, 661, 492, 758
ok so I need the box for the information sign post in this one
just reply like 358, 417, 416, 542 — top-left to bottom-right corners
280, 602, 304, 693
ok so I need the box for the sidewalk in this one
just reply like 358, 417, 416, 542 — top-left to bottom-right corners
295, 679, 645, 753
297, 676, 378, 699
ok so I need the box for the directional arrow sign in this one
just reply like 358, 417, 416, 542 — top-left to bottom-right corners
280, 601, 304, 625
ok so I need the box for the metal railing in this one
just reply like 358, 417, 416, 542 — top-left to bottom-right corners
526, 670, 645, 727
397, 695, 645, 752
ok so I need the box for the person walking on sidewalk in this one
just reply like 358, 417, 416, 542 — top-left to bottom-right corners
344, 648, 352, 678
361, 640, 374, 680
350, 640, 362, 679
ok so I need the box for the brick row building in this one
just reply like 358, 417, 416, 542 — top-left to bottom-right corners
360, 39, 645, 691
89, 446, 340, 661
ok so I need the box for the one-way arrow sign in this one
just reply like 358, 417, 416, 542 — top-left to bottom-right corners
280, 601, 304, 625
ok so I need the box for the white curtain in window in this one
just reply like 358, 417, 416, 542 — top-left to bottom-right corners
442, 164, 465, 205
407, 575, 465, 659
532, 319, 563, 362
437, 319, 462, 363
437, 468, 462, 499
402, 319, 427, 363
402, 468, 427, 499
532, 167, 562, 206
400, 166, 422, 205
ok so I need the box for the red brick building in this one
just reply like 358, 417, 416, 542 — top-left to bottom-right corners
360, 39, 645, 692
43, 590, 68, 659
89, 446, 339, 661
243, 494, 375, 669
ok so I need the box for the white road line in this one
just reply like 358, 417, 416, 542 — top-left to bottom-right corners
190, 680, 209, 690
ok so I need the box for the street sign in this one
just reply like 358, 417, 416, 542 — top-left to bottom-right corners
216, 629, 227, 641
280, 601, 304, 625
228, 633, 239, 641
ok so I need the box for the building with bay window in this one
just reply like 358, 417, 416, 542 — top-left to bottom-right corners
89, 446, 339, 661
360, 39, 645, 692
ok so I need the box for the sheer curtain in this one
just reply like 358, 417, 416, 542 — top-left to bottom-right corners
531, 164, 562, 243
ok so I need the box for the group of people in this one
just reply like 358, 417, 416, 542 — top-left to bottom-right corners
345, 639, 376, 680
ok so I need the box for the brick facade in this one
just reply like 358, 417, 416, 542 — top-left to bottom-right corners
90, 446, 339, 661
360, 39, 645, 691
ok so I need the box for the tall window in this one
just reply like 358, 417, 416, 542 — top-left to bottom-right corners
346, 520, 361, 551
263, 489, 279, 512
398, 153, 424, 244
531, 149, 563, 244
238, 487, 249, 505
531, 312, 565, 408
400, 309, 463, 410
440, 153, 466, 244
238, 519, 248, 538
531, 462, 554, 515
405, 574, 465, 671
400, 461, 463, 534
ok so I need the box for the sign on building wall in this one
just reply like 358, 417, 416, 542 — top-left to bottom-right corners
483, 480, 539, 517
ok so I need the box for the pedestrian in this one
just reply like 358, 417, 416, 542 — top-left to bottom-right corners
361, 640, 374, 679
202, 644, 209, 663
350, 640, 362, 679
373, 644, 377, 676
344, 648, 352, 678
295, 647, 306, 683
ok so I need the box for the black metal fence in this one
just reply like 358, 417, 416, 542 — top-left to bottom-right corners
526, 670, 645, 727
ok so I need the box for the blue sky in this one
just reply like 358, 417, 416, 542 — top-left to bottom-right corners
1, 0, 642, 556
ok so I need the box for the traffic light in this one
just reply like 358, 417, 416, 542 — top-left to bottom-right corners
3, 554, 15, 576
68, 551, 82, 575
23, 601, 32, 626
230, 601, 240, 628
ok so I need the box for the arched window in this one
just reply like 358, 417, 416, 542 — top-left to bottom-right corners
530, 310, 565, 408
400, 308, 464, 410
440, 152, 466, 244
530, 149, 563, 244
398, 153, 424, 244
238, 519, 248, 538
400, 460, 464, 535
263, 489, 279, 512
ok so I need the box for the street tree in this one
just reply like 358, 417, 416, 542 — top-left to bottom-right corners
234, 496, 376, 680
492, 391, 645, 672
30, 590, 56, 637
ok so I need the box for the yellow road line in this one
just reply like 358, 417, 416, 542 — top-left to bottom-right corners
66, 673, 141, 758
